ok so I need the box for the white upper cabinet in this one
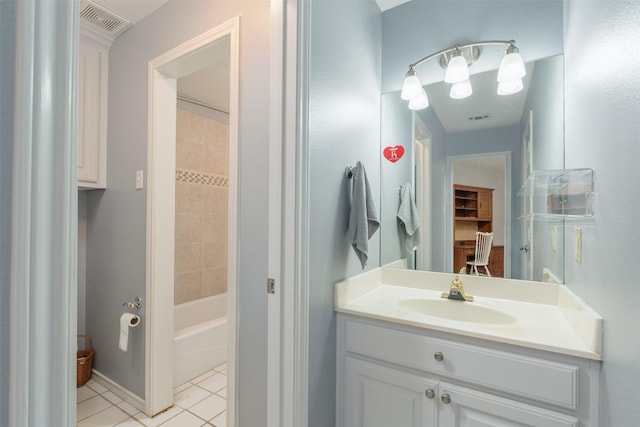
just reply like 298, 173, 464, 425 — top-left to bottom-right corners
78, 35, 108, 189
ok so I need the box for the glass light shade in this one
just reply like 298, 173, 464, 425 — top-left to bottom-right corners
497, 78, 524, 95
444, 54, 470, 84
408, 88, 429, 110
401, 73, 422, 100
497, 51, 526, 82
450, 79, 472, 99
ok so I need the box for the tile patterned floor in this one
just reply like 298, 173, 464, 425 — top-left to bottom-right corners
76, 363, 227, 427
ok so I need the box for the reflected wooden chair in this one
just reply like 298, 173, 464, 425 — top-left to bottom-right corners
466, 232, 494, 276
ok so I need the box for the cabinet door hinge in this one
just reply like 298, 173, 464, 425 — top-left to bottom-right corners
267, 277, 276, 294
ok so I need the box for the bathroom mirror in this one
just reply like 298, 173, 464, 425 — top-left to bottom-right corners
380, 55, 564, 282
380, 0, 564, 282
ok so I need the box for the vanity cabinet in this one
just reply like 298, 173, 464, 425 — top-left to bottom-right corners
337, 315, 599, 427
438, 383, 578, 427
78, 35, 108, 189
344, 357, 438, 427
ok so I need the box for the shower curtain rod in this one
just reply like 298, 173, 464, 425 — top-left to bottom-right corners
177, 94, 229, 115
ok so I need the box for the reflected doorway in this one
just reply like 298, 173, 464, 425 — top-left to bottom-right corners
450, 154, 510, 277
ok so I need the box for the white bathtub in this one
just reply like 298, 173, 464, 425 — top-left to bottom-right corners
174, 293, 227, 387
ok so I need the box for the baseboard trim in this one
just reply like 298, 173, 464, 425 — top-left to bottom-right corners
91, 369, 146, 414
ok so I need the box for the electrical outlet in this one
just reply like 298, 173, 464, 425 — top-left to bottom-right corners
551, 226, 557, 252
136, 170, 144, 190
574, 227, 582, 263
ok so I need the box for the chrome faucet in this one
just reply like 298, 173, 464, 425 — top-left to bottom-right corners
441, 276, 474, 302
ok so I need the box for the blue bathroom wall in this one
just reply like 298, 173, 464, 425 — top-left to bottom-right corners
563, 0, 640, 424
524, 55, 564, 172
380, 93, 413, 266
415, 107, 448, 272
85, 1, 270, 423
379, 94, 448, 273
0, 1, 16, 423
521, 54, 565, 282
307, 1, 382, 425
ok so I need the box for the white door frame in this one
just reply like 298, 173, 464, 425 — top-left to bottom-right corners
7, 1, 78, 424
413, 116, 432, 271
521, 110, 534, 280
146, 18, 240, 420
269, 0, 309, 425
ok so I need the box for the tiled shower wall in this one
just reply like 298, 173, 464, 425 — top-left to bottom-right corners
175, 107, 229, 305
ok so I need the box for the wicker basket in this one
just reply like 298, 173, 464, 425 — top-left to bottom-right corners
77, 335, 94, 388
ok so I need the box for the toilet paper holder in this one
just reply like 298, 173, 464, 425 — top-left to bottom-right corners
122, 297, 142, 314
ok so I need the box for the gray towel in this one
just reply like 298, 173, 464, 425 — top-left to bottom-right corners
397, 182, 421, 253
346, 162, 380, 269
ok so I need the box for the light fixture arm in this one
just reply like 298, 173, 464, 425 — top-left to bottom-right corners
407, 39, 516, 70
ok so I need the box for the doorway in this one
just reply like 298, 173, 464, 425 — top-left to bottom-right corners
447, 153, 512, 277
146, 18, 239, 423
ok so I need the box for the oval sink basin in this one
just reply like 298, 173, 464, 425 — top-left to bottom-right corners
397, 298, 517, 325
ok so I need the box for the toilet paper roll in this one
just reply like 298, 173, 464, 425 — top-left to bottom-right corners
119, 312, 141, 352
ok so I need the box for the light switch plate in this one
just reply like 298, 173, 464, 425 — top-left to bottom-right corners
574, 227, 582, 263
136, 170, 144, 190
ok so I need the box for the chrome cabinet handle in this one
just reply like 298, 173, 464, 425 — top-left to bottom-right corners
425, 388, 435, 399
441, 393, 451, 404
434, 352, 444, 361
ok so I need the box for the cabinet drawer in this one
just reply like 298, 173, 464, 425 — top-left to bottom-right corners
344, 319, 578, 410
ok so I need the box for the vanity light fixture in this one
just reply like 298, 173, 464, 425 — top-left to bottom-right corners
444, 48, 470, 84
401, 40, 526, 109
450, 79, 473, 99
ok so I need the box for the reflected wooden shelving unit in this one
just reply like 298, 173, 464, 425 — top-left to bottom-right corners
453, 184, 503, 276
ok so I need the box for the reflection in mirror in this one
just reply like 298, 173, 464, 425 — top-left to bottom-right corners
381, 55, 564, 282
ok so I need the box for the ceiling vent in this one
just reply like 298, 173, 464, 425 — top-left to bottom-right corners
80, 1, 131, 40
468, 113, 492, 122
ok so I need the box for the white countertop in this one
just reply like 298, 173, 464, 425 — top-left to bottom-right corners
335, 268, 603, 361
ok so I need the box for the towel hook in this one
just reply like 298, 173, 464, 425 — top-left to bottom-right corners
122, 297, 142, 314
345, 165, 354, 179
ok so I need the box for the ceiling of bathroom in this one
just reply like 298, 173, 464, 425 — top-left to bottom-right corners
87, 0, 170, 26
424, 62, 533, 133
94, 0, 412, 23
84, 0, 228, 112
375, 0, 412, 12
94, 0, 526, 126
85, 0, 411, 112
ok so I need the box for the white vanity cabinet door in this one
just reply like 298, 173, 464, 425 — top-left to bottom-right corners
337, 315, 598, 426
78, 36, 108, 189
438, 383, 578, 427
343, 357, 438, 427
343, 317, 579, 410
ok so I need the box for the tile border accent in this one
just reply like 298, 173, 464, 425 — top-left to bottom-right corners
176, 169, 229, 187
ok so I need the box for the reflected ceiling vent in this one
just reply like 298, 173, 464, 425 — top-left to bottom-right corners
80, 0, 131, 40
468, 113, 492, 121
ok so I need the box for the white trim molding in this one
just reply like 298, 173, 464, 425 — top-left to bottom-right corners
146, 17, 240, 420
8, 0, 78, 425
